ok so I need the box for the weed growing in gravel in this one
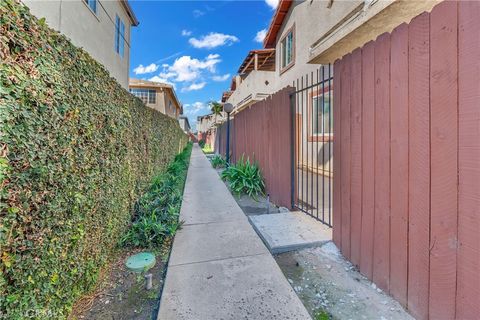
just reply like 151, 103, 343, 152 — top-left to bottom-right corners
210, 154, 227, 168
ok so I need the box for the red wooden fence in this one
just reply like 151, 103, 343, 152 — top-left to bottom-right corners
215, 87, 294, 208
333, 2, 480, 319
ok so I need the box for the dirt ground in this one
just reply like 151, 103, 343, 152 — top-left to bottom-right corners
70, 240, 172, 320
275, 243, 414, 320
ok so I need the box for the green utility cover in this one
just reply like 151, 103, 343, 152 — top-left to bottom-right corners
125, 252, 156, 273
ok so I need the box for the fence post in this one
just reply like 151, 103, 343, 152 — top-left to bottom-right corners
290, 90, 295, 209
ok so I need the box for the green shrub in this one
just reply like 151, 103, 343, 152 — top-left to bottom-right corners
198, 139, 206, 148
221, 155, 265, 198
121, 143, 192, 248
210, 154, 226, 169
0, 1, 187, 318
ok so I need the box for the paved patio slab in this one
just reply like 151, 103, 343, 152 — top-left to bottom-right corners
249, 211, 332, 254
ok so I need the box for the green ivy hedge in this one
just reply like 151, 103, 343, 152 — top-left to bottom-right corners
0, 1, 187, 318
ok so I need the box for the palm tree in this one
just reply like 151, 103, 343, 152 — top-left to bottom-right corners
209, 101, 223, 124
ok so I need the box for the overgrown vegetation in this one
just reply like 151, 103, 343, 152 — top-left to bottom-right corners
202, 143, 213, 154
0, 1, 187, 318
121, 143, 192, 248
221, 155, 265, 198
210, 154, 226, 169
314, 310, 331, 320
198, 139, 206, 148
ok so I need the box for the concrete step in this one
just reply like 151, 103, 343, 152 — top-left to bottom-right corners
249, 211, 332, 254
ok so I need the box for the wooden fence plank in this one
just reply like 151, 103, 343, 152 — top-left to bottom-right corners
429, 2, 459, 318
373, 32, 391, 292
216, 88, 293, 208
350, 48, 363, 267
407, 12, 431, 320
360, 41, 375, 279
456, 1, 480, 318
389, 22, 409, 306
340, 54, 352, 258
332, 59, 342, 247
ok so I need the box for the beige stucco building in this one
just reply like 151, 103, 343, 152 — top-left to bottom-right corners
129, 79, 182, 119
223, 0, 441, 166
22, 0, 138, 88
225, 0, 440, 111
178, 116, 191, 134
221, 0, 442, 205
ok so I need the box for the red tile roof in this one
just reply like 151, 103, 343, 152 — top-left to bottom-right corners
263, 0, 293, 48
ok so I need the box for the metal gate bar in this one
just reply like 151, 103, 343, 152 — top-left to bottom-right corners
291, 65, 333, 227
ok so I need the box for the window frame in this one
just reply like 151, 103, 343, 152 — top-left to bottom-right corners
308, 86, 333, 142
279, 24, 295, 74
115, 15, 125, 58
129, 88, 156, 105
83, 0, 97, 15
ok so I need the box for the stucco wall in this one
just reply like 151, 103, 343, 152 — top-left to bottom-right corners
309, 0, 440, 63
227, 70, 276, 110
178, 118, 190, 133
128, 85, 181, 119
197, 113, 226, 133
273, 0, 354, 90
23, 0, 132, 88
163, 90, 180, 119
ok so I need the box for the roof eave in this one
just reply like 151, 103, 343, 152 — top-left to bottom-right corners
120, 0, 139, 26
263, 0, 293, 48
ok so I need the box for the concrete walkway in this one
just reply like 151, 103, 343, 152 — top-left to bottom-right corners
158, 144, 311, 320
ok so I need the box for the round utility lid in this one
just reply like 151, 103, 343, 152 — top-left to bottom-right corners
125, 252, 156, 273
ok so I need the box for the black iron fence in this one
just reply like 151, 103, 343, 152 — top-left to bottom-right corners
291, 65, 333, 227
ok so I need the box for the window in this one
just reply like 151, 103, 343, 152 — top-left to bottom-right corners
312, 93, 333, 136
129, 89, 156, 104
280, 26, 295, 71
84, 0, 97, 14
115, 15, 125, 57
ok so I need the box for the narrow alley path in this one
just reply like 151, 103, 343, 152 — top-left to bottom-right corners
157, 144, 311, 320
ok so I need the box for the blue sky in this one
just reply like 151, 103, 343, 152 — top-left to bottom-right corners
128, 0, 279, 130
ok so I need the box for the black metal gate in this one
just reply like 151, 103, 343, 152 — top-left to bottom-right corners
291, 65, 333, 227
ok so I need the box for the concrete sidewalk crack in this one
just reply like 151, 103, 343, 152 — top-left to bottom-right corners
169, 252, 269, 267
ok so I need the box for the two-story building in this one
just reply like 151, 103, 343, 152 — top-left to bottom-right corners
196, 112, 226, 147
23, 0, 138, 89
128, 79, 182, 119
225, 0, 440, 108
223, 0, 441, 178
178, 116, 191, 134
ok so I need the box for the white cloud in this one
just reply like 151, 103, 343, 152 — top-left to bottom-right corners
149, 76, 168, 83
189, 32, 239, 49
182, 82, 207, 92
159, 71, 176, 79
184, 102, 207, 115
265, 0, 279, 9
254, 29, 267, 43
193, 9, 204, 18
181, 29, 192, 36
148, 75, 176, 88
133, 63, 159, 75
160, 54, 221, 83
212, 73, 230, 82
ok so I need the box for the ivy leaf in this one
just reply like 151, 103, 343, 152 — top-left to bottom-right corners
1, 252, 13, 268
